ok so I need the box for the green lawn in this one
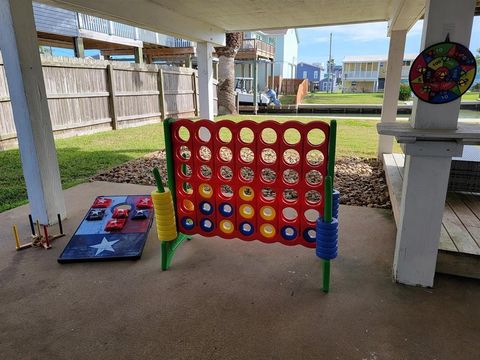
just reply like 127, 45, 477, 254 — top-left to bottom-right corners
0, 116, 398, 213
301, 91, 479, 104
303, 92, 386, 104
0, 123, 166, 213
216, 115, 402, 157
278, 95, 296, 104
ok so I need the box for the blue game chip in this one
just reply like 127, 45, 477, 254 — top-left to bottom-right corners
199, 201, 213, 215
219, 202, 234, 217
181, 217, 195, 230
239, 221, 254, 236
303, 228, 317, 242
281, 226, 297, 241
200, 218, 214, 232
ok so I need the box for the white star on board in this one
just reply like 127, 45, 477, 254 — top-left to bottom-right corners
90, 237, 119, 256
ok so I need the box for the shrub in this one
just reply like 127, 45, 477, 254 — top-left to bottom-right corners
398, 84, 412, 101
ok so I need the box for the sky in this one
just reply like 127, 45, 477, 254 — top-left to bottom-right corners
297, 17, 480, 67
50, 16, 480, 69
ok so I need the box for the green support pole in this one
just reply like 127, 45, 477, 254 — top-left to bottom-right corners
161, 241, 169, 271
320, 120, 337, 292
322, 175, 333, 293
327, 120, 337, 183
163, 118, 176, 201
160, 118, 190, 270
152, 167, 165, 193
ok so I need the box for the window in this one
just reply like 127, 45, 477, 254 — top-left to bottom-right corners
314, 71, 318, 79
303, 71, 308, 79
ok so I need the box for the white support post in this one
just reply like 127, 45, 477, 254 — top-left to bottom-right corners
197, 41, 214, 120
253, 59, 258, 115
393, 0, 476, 286
377, 29, 406, 158
0, 0, 66, 225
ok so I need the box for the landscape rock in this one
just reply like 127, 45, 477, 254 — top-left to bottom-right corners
91, 151, 391, 209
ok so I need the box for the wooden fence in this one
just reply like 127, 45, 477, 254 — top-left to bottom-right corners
294, 79, 309, 104
266, 77, 309, 104
0, 54, 217, 149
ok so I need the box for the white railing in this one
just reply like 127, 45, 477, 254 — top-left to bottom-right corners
77, 13, 192, 47
78, 14, 109, 34
166, 38, 193, 48
343, 71, 378, 79
112, 22, 136, 39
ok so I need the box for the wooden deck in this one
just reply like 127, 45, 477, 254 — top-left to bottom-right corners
383, 153, 480, 279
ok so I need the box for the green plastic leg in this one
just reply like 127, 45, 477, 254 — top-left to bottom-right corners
161, 241, 169, 271
322, 259, 330, 293
161, 232, 191, 270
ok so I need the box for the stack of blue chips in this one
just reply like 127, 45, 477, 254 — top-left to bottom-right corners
315, 217, 338, 260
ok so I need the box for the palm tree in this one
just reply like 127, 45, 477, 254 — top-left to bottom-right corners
215, 32, 242, 115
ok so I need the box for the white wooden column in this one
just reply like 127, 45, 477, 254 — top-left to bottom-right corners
197, 41, 214, 120
377, 29, 406, 158
394, 0, 476, 286
0, 0, 66, 224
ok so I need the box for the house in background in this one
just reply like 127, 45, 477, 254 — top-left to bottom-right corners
264, 29, 300, 79
31, 2, 193, 64
319, 64, 343, 92
296, 62, 323, 91
234, 29, 299, 94
342, 54, 416, 93
234, 31, 276, 93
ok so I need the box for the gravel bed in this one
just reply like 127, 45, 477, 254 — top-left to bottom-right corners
91, 151, 391, 209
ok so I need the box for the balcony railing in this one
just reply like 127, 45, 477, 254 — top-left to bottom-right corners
166, 38, 193, 48
344, 67, 411, 80
238, 38, 275, 59
77, 13, 193, 48
343, 71, 378, 80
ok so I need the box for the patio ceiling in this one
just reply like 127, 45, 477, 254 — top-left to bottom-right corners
42, 0, 427, 45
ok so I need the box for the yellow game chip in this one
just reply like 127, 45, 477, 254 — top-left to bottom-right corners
239, 186, 254, 201
260, 206, 276, 221
198, 183, 213, 198
239, 204, 255, 219
220, 220, 234, 234
260, 223, 276, 238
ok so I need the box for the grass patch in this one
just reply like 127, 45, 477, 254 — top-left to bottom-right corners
303, 92, 385, 104
278, 95, 296, 104
0, 123, 166, 213
461, 92, 480, 101
301, 91, 479, 104
1, 116, 398, 213
216, 115, 402, 157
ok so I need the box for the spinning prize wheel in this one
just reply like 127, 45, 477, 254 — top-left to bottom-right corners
409, 41, 477, 104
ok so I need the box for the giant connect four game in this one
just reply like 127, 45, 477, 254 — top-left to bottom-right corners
170, 119, 335, 248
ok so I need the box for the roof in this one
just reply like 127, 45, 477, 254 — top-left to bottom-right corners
343, 54, 418, 62
260, 29, 288, 35
260, 29, 300, 44
43, 0, 427, 45
297, 62, 323, 70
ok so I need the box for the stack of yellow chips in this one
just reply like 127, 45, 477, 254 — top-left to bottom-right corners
151, 189, 177, 241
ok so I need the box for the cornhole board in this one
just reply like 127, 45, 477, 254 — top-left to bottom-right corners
58, 195, 154, 263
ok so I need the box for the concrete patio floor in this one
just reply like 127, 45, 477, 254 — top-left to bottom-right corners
0, 182, 479, 360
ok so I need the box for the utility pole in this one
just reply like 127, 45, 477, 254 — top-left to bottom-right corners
328, 32, 332, 93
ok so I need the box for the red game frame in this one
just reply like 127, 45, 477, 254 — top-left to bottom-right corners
171, 119, 332, 248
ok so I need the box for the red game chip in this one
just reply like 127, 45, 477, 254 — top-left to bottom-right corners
112, 208, 129, 218
92, 197, 112, 208
136, 197, 153, 209
104, 218, 126, 231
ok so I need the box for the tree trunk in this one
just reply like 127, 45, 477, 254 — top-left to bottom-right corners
215, 32, 242, 115
217, 54, 237, 115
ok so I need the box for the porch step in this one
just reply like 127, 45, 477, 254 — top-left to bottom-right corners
383, 153, 480, 280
